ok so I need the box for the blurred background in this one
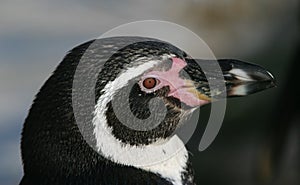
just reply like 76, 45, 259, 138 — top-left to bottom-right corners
0, 0, 299, 184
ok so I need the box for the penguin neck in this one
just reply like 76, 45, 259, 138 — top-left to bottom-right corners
93, 112, 188, 185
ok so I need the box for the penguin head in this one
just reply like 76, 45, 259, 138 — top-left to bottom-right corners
89, 37, 275, 147
21, 37, 275, 180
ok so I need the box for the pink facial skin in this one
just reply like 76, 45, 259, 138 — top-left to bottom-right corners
140, 58, 210, 107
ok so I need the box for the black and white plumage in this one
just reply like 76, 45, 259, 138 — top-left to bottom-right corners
20, 37, 275, 185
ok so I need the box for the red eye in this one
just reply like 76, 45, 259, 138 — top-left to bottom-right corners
143, 77, 158, 89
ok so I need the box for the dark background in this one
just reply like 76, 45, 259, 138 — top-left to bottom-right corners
0, 0, 299, 184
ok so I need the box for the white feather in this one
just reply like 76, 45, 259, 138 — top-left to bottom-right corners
93, 58, 188, 185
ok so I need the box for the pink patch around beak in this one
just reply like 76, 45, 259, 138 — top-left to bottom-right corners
142, 58, 210, 107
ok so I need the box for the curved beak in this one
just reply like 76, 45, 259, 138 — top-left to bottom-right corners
183, 58, 276, 100
217, 59, 276, 97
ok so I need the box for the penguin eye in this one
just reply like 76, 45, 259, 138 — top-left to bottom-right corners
142, 77, 159, 89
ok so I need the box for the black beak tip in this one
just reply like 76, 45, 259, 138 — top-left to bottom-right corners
269, 71, 277, 86
221, 60, 277, 96
268, 74, 277, 88
260, 69, 277, 89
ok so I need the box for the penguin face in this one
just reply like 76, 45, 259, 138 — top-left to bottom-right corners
94, 41, 191, 146
93, 38, 275, 146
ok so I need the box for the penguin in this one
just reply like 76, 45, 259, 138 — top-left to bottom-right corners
20, 37, 275, 185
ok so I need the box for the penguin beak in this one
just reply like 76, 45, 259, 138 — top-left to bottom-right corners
217, 59, 276, 97
182, 59, 276, 105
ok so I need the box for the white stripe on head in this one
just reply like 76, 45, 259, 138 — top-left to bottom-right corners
93, 56, 188, 185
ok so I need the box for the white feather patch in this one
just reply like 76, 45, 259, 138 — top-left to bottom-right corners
93, 58, 188, 185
